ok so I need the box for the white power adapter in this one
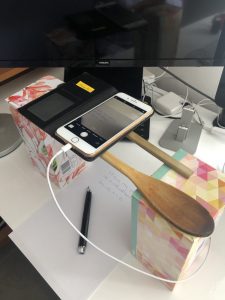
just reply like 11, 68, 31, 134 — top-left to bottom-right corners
153, 92, 184, 115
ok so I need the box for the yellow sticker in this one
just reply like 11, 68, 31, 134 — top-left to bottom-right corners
76, 81, 95, 93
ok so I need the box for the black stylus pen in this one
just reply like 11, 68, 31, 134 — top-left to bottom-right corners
78, 187, 92, 254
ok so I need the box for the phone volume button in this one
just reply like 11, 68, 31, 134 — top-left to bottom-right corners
71, 137, 79, 143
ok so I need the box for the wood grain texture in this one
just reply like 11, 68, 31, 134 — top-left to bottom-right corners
0, 68, 28, 83
101, 151, 214, 237
127, 131, 193, 178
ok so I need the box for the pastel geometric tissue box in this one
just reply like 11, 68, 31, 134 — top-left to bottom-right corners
5, 76, 86, 188
131, 149, 225, 290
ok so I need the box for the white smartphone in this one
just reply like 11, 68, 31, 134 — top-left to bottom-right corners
56, 92, 153, 160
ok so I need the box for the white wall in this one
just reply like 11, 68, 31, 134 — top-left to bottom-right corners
146, 67, 223, 111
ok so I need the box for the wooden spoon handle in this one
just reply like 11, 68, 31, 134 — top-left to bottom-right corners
101, 151, 138, 181
127, 131, 193, 178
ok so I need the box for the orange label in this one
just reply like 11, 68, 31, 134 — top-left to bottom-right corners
76, 81, 95, 93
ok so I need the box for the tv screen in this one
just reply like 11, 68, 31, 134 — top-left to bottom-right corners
1, 0, 225, 67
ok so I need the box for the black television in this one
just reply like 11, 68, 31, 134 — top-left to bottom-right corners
1, 0, 225, 96
1, 0, 225, 156
1, 0, 225, 66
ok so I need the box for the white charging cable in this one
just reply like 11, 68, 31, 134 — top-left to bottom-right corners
47, 144, 211, 284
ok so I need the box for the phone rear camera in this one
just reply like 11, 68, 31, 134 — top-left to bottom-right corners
80, 132, 88, 138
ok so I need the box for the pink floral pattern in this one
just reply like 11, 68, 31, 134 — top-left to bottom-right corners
6, 76, 86, 188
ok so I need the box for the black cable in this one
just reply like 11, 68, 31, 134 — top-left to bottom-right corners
0, 217, 6, 230
160, 66, 214, 101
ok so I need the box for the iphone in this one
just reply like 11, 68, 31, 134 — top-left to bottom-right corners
56, 92, 153, 160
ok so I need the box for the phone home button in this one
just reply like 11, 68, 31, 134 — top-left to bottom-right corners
71, 137, 79, 143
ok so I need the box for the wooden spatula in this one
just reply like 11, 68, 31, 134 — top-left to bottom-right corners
127, 131, 193, 178
101, 151, 214, 237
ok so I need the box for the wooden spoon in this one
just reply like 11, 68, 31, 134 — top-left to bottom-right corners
101, 151, 214, 237
127, 131, 193, 178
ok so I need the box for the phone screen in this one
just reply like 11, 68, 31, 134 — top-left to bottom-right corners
65, 95, 147, 148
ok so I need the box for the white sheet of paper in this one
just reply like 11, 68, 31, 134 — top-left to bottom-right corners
10, 158, 135, 300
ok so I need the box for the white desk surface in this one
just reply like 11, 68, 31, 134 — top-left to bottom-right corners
1, 98, 225, 300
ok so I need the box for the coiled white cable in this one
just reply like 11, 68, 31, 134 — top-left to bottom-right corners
47, 144, 211, 284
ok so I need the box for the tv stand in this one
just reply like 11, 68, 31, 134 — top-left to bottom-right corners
0, 113, 22, 157
213, 107, 225, 128
0, 69, 28, 157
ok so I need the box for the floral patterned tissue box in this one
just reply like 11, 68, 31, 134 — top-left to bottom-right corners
131, 149, 225, 290
5, 75, 85, 188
